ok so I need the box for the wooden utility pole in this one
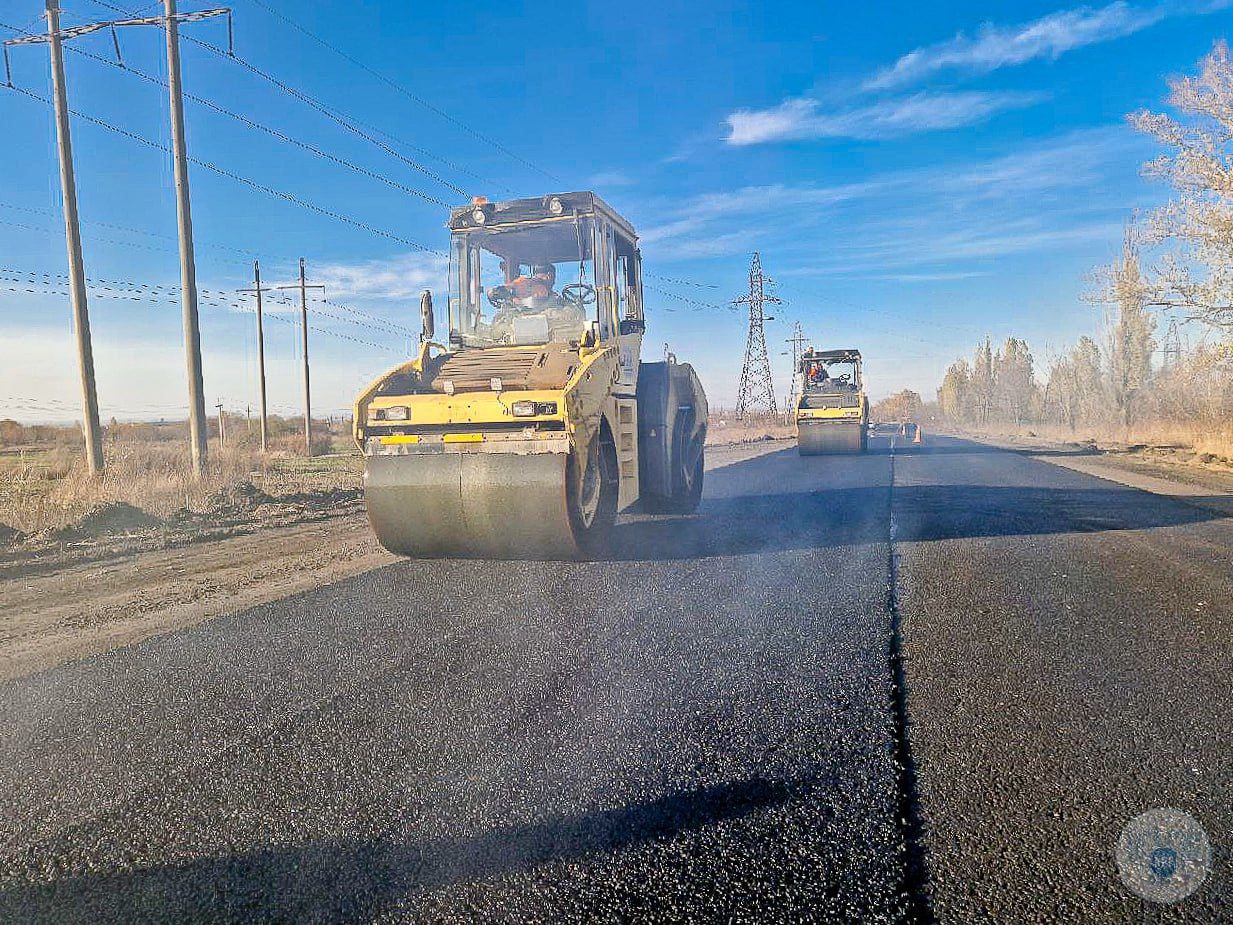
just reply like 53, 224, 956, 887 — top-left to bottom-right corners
277, 259, 324, 455
5, 0, 106, 475
238, 260, 272, 452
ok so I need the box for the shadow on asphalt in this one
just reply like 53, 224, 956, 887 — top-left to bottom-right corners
0, 774, 809, 923
600, 448, 1227, 561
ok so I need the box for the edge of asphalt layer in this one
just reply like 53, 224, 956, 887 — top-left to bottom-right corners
1026, 451, 1233, 516
945, 431, 1233, 518
886, 436, 936, 924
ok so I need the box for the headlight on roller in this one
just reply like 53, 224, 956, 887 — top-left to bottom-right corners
374, 406, 409, 421
511, 400, 538, 417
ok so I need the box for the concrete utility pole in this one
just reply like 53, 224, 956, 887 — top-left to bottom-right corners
238, 260, 272, 452
7, 3, 231, 477
278, 259, 324, 455
5, 0, 106, 475
163, 0, 208, 475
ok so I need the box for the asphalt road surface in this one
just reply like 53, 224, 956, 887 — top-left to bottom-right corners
1, 435, 1229, 923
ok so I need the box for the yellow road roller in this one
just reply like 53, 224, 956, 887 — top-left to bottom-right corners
794, 348, 869, 454
353, 192, 708, 558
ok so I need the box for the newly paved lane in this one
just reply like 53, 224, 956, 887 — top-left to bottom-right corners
0, 440, 914, 923
4, 434, 1230, 923
894, 436, 1233, 924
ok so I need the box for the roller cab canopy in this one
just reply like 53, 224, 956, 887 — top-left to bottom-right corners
805, 349, 862, 364
446, 191, 646, 355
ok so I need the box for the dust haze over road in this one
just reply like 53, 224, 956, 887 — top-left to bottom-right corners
1, 435, 1230, 922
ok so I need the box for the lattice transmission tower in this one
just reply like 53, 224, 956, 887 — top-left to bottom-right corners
734, 252, 780, 416
1162, 318, 1183, 370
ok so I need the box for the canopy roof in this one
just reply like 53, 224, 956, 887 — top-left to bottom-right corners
807, 349, 862, 363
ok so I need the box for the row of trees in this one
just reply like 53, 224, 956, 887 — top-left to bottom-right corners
937, 338, 1038, 425
938, 41, 1233, 435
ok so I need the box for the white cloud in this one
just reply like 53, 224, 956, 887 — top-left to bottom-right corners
313, 252, 449, 302
791, 218, 1126, 275
725, 91, 1045, 145
588, 170, 636, 188
867, 1, 1184, 90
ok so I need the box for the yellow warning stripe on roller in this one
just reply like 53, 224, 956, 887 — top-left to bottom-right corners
380, 435, 421, 445
443, 433, 484, 443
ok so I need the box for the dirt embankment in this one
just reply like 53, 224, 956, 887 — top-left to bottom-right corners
0, 474, 392, 681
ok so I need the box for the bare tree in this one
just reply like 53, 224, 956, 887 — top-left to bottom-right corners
971, 337, 995, 424
994, 337, 1037, 424
1131, 41, 1233, 328
1046, 336, 1103, 430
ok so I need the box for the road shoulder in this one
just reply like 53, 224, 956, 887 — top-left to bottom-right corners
948, 430, 1233, 517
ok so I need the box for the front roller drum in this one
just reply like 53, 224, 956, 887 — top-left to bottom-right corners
365, 451, 577, 559
798, 421, 866, 455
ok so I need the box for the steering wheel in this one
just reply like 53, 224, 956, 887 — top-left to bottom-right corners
562, 283, 596, 307
486, 285, 515, 311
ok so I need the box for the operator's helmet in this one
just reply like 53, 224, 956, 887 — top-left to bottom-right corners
531, 263, 556, 284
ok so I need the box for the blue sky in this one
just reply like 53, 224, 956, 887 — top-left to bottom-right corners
1, 0, 1230, 421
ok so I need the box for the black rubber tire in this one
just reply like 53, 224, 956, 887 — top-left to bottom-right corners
644, 421, 705, 514
567, 430, 618, 556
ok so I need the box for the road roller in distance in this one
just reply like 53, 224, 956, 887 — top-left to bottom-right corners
353, 191, 708, 558
794, 348, 869, 454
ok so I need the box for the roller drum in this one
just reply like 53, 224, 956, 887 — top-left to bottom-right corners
364, 451, 577, 558
797, 422, 865, 455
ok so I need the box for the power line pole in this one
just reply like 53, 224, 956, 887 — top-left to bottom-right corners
215, 399, 226, 446
1162, 318, 1182, 371
238, 260, 272, 452
278, 258, 324, 456
5, 1, 106, 475
783, 321, 807, 424
8, 3, 231, 477
734, 251, 780, 417
47, 0, 103, 475
164, 0, 207, 475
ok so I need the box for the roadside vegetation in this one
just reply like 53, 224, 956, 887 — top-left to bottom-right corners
936, 41, 1233, 466
0, 415, 359, 542
0, 407, 792, 545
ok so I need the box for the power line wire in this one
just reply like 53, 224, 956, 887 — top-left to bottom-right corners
2, 81, 447, 256
84, 0, 510, 193
243, 0, 560, 184
3, 14, 454, 208
179, 31, 471, 199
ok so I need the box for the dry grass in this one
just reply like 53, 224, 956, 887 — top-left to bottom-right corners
0, 438, 361, 536
0, 412, 797, 536
707, 411, 794, 445
952, 421, 1233, 467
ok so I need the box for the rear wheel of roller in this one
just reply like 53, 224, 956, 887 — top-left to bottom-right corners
568, 430, 618, 556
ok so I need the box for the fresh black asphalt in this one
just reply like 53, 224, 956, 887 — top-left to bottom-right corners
1, 434, 1229, 923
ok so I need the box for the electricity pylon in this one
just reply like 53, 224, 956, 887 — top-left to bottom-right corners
734, 252, 780, 417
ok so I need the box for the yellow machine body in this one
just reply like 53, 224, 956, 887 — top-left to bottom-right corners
353, 192, 708, 558
794, 348, 869, 455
